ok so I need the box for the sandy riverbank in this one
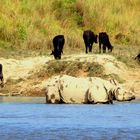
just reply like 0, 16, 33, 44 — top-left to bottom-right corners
0, 54, 140, 99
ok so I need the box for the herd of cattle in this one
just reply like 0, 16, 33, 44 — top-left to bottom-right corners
51, 30, 140, 61
51, 30, 114, 59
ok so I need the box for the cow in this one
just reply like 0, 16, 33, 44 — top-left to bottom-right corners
83, 30, 98, 54
135, 53, 140, 62
0, 64, 4, 88
99, 32, 113, 53
51, 35, 65, 59
45, 75, 135, 104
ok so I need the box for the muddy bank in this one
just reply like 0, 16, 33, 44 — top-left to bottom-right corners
0, 96, 46, 104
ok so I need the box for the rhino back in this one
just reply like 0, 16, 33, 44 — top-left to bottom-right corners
88, 81, 109, 103
59, 75, 90, 104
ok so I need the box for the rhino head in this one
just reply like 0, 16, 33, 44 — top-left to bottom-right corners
113, 87, 135, 101
109, 79, 135, 101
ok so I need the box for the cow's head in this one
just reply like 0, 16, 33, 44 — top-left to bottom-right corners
109, 45, 114, 52
50, 50, 61, 59
135, 53, 140, 62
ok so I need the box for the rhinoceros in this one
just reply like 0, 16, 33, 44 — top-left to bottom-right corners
89, 77, 135, 102
45, 75, 135, 104
59, 75, 92, 104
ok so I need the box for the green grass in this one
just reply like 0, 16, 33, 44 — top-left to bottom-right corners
111, 44, 140, 68
0, 0, 140, 51
29, 60, 105, 78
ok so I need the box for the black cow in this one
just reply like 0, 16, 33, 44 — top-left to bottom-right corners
0, 64, 4, 88
83, 30, 98, 54
135, 53, 140, 62
51, 35, 65, 59
99, 32, 113, 53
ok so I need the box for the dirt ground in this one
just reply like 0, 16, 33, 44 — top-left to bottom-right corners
0, 54, 140, 99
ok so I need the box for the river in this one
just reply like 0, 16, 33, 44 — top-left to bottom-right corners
0, 98, 140, 140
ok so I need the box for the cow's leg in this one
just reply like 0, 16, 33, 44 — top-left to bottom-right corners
85, 46, 88, 54
111, 47, 113, 52
103, 45, 106, 53
58, 55, 61, 59
58, 51, 62, 59
108, 47, 111, 53
89, 44, 92, 53
99, 43, 101, 53
84, 40, 88, 54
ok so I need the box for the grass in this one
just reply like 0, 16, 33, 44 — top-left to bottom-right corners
0, 0, 140, 51
111, 44, 140, 68
28, 60, 125, 83
28, 60, 104, 78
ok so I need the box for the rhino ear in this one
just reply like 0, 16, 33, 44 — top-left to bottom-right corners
129, 87, 135, 93
110, 79, 119, 86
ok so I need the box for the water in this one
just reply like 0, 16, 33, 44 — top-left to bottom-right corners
0, 102, 140, 140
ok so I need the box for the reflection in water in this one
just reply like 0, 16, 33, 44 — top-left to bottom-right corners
0, 96, 46, 103
0, 102, 140, 140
